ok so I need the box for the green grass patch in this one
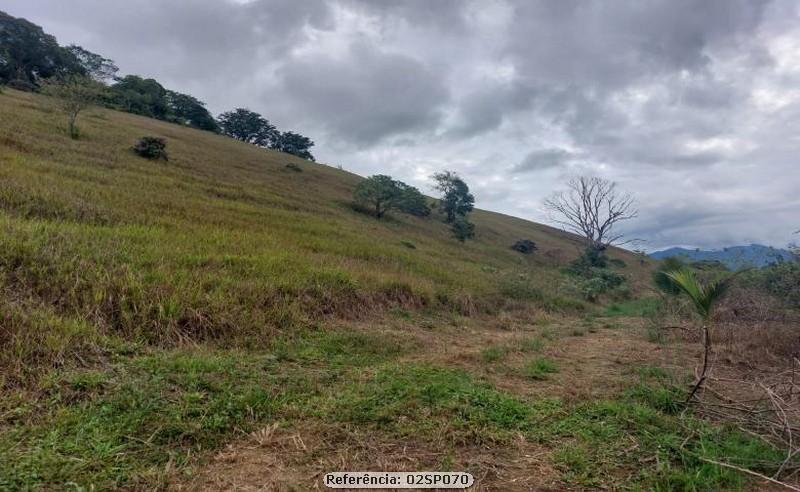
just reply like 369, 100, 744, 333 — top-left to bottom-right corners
0, 350, 300, 490
270, 328, 411, 367
0, 352, 788, 491
0, 330, 410, 490
480, 345, 510, 363
543, 394, 783, 489
524, 357, 559, 380
604, 297, 661, 317
323, 364, 559, 441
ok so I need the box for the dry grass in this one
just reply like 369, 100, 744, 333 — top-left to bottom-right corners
183, 421, 561, 492
0, 88, 654, 387
646, 282, 800, 488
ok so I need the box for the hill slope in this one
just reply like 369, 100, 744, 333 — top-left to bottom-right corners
14, 90, 775, 491
0, 88, 651, 368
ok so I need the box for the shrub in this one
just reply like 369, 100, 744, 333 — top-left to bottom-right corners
652, 256, 685, 295
285, 162, 302, 172
511, 239, 537, 254
582, 278, 608, 301
594, 269, 625, 288
7, 79, 36, 92
567, 247, 608, 275
608, 258, 626, 268
132, 136, 168, 161
451, 217, 475, 242
564, 262, 626, 302
562, 246, 628, 301
748, 261, 800, 308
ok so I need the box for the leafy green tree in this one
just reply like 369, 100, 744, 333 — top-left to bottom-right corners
353, 175, 430, 219
0, 10, 83, 84
666, 269, 733, 404
166, 91, 218, 132
41, 75, 105, 138
451, 216, 475, 242
217, 108, 277, 147
354, 175, 403, 218
432, 171, 474, 223
396, 182, 431, 217
65, 45, 118, 82
109, 75, 170, 119
271, 131, 315, 161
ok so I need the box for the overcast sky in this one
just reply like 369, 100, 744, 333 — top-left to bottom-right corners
5, 0, 800, 250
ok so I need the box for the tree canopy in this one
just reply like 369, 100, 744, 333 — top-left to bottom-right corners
395, 182, 431, 217
432, 171, 475, 224
354, 175, 430, 219
0, 10, 83, 84
65, 45, 118, 82
431, 171, 476, 241
0, 10, 322, 156
109, 75, 170, 120
217, 108, 277, 147
216, 110, 316, 160
166, 91, 218, 132
271, 131, 315, 161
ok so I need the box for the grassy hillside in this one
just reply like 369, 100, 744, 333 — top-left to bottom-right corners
13, 90, 787, 491
0, 88, 651, 384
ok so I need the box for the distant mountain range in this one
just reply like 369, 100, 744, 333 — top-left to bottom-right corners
650, 244, 796, 270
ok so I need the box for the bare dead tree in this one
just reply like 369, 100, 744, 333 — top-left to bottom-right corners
544, 176, 638, 251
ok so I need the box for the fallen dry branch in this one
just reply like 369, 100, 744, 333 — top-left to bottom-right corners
694, 363, 800, 484
699, 458, 800, 491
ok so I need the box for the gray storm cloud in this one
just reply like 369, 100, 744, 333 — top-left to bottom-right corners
3, 0, 798, 249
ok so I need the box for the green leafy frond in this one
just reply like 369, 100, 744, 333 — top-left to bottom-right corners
665, 269, 732, 319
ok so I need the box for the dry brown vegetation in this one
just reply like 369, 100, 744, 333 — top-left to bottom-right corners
650, 283, 800, 489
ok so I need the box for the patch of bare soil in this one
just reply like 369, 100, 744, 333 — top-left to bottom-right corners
180, 422, 562, 491
395, 314, 689, 401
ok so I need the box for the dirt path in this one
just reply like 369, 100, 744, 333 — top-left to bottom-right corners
179, 317, 677, 491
